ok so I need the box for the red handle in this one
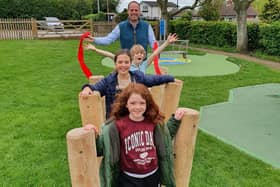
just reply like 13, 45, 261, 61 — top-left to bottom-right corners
77, 31, 93, 79
153, 41, 161, 75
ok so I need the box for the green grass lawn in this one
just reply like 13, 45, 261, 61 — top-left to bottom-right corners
0, 40, 280, 186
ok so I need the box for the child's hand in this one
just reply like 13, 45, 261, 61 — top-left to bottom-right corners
167, 33, 179, 43
159, 66, 168, 75
83, 124, 99, 136
174, 108, 188, 120
79, 86, 93, 99
174, 79, 183, 84
84, 43, 96, 51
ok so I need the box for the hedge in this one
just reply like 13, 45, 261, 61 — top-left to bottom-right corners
169, 20, 280, 56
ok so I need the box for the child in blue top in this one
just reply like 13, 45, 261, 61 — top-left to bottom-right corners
84, 33, 178, 74
80, 49, 181, 119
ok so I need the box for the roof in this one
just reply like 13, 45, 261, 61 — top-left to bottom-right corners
176, 2, 258, 18
141, 1, 177, 8
220, 3, 257, 16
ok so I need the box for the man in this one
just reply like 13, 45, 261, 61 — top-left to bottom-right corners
85, 1, 156, 53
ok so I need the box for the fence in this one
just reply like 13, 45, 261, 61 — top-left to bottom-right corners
0, 18, 116, 40
0, 18, 36, 40
92, 21, 117, 37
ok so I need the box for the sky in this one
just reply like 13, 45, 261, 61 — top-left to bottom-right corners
116, 0, 194, 12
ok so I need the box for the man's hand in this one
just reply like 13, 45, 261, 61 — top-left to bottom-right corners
84, 35, 94, 43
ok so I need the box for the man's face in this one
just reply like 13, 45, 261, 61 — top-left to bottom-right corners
128, 2, 140, 22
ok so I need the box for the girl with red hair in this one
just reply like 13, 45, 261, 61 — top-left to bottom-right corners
84, 83, 187, 187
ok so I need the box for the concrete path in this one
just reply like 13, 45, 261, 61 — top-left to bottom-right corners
191, 47, 280, 71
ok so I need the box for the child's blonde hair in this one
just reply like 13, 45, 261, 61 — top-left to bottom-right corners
130, 44, 146, 58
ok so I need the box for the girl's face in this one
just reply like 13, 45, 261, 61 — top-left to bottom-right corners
126, 93, 146, 121
115, 54, 131, 75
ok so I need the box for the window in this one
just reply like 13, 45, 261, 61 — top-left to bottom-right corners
142, 5, 148, 12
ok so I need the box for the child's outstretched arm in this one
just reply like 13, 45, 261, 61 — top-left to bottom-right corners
84, 43, 115, 60
146, 33, 179, 65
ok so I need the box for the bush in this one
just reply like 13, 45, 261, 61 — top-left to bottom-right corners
83, 12, 106, 21
114, 10, 128, 23
169, 20, 280, 56
188, 21, 235, 47
259, 22, 280, 56
169, 19, 191, 40
247, 23, 260, 51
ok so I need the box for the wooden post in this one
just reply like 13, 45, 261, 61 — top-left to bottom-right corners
79, 91, 105, 128
67, 128, 100, 187
162, 82, 183, 122
150, 84, 165, 109
88, 75, 106, 124
31, 18, 38, 39
174, 108, 200, 187
90, 18, 93, 35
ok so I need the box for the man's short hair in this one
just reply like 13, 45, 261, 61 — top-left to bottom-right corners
128, 1, 140, 9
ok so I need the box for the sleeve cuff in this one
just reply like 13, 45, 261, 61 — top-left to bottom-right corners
171, 114, 181, 123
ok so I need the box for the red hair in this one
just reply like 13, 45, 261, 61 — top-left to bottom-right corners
110, 83, 165, 124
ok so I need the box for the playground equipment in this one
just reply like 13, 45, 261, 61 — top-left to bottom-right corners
67, 76, 200, 187
159, 40, 189, 62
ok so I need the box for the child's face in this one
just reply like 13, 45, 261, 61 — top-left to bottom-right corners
115, 54, 131, 75
132, 52, 145, 65
126, 93, 146, 121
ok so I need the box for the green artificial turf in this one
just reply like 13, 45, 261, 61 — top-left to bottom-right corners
101, 53, 240, 76
200, 83, 280, 169
0, 40, 280, 186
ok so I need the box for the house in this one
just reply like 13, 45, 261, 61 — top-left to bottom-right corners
220, 0, 258, 22
140, 1, 178, 20
174, 0, 258, 22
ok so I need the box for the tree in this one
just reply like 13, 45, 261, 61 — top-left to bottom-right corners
198, 0, 222, 21
115, 9, 128, 22
75, 0, 92, 19
232, 0, 255, 53
91, 0, 119, 13
156, 0, 202, 34
181, 11, 193, 21
260, 0, 280, 23
252, 0, 268, 14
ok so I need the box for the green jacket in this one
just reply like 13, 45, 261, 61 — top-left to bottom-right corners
95, 116, 181, 187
